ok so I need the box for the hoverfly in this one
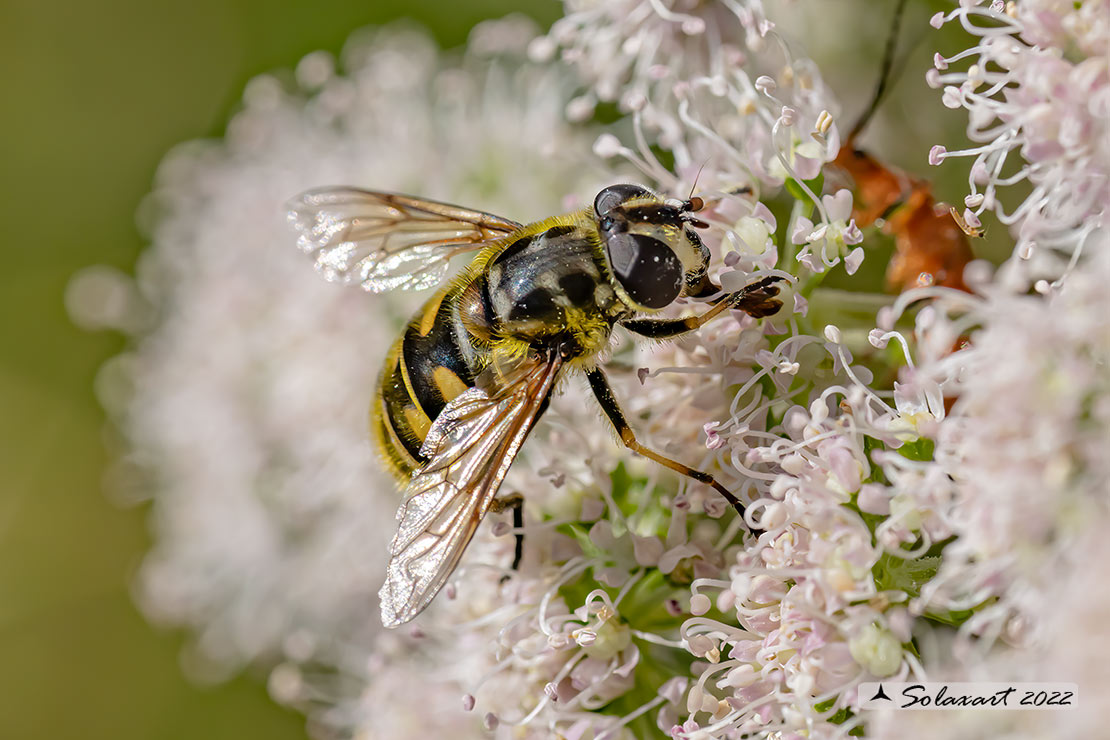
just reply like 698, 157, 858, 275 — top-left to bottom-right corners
287, 184, 784, 627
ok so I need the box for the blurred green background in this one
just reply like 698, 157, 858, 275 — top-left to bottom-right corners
0, 1, 980, 738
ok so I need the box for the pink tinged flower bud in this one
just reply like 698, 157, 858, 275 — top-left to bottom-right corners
682, 17, 706, 35
565, 96, 595, 122
268, 664, 303, 703
779, 106, 797, 126
659, 677, 689, 705
752, 201, 777, 230
593, 133, 623, 158
928, 145, 947, 166
633, 534, 664, 566
929, 11, 945, 28
527, 35, 556, 62
962, 209, 981, 228
792, 293, 808, 317
925, 68, 942, 88
721, 663, 757, 688
962, 259, 992, 286
769, 475, 794, 499
790, 216, 815, 245
970, 161, 990, 184
690, 593, 711, 616
844, 246, 865, 275
621, 90, 647, 111
685, 683, 705, 714
887, 607, 913, 642
462, 694, 476, 711
843, 221, 863, 244
702, 496, 726, 519
780, 454, 805, 475
579, 497, 605, 521
868, 329, 889, 348
758, 502, 789, 529
755, 75, 776, 95
941, 87, 962, 108
965, 192, 984, 208
933, 52, 948, 71
857, 483, 890, 515
793, 154, 821, 181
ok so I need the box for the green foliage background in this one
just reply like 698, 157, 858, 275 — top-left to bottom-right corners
0, 1, 985, 738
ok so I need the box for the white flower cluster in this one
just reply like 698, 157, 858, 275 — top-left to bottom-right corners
870, 250, 1110, 740
540, 0, 841, 208
927, 0, 1109, 287
77, 3, 1110, 740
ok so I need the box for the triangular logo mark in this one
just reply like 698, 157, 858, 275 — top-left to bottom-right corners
869, 684, 892, 701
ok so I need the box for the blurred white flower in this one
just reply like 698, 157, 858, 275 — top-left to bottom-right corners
916, 248, 1110, 648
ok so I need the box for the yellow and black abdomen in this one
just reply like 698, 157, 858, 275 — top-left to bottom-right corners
372, 280, 491, 480
373, 212, 623, 481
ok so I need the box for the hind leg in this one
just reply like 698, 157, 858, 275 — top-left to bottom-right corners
490, 493, 525, 573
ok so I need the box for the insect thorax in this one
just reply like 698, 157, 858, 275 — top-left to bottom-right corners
479, 217, 624, 355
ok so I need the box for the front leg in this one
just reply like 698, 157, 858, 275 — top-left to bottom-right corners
585, 366, 753, 524
621, 275, 785, 340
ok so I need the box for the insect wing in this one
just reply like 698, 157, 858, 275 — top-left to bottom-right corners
287, 188, 521, 292
378, 354, 563, 627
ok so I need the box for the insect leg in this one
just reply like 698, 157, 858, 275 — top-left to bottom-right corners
621, 276, 784, 339
585, 367, 750, 521
489, 492, 525, 573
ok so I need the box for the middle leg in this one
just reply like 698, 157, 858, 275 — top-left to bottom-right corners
585, 366, 751, 523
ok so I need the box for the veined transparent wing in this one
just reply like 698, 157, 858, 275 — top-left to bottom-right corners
286, 188, 522, 293
379, 353, 564, 628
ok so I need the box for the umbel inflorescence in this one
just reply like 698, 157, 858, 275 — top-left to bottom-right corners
70, 2, 1108, 739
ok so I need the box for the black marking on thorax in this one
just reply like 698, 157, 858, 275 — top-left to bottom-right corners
486, 224, 607, 326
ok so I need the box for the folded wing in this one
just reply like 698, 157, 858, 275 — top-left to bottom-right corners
379, 353, 564, 627
287, 188, 521, 292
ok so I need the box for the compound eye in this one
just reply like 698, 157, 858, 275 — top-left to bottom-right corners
606, 233, 683, 309
594, 184, 654, 217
